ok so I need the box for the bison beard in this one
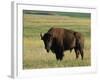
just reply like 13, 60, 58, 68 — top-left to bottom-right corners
41, 28, 84, 61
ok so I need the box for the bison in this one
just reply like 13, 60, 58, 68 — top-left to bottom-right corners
40, 27, 84, 61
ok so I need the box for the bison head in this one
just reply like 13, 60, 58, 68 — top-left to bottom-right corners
40, 33, 53, 52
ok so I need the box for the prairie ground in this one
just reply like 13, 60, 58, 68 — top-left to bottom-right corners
23, 11, 91, 69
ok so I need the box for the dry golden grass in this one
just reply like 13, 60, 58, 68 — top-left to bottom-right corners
23, 13, 91, 69
23, 37, 91, 69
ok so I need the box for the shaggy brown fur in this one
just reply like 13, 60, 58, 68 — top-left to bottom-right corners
41, 28, 84, 61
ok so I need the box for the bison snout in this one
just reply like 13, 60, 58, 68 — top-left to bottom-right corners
44, 46, 50, 53
45, 47, 50, 53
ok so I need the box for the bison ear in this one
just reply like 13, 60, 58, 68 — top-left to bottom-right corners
40, 33, 43, 40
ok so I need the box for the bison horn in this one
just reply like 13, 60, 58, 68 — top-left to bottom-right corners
40, 33, 43, 40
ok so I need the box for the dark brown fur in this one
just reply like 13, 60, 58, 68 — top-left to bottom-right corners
41, 28, 84, 61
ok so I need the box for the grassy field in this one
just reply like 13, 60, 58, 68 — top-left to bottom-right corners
23, 10, 91, 69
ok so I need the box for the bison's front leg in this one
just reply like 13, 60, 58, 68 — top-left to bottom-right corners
55, 53, 64, 61
55, 48, 64, 61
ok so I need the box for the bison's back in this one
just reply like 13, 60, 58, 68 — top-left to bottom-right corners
63, 29, 76, 50
48, 28, 76, 50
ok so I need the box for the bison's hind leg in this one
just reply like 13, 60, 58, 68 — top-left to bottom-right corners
79, 49, 84, 60
74, 48, 79, 59
74, 48, 84, 60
